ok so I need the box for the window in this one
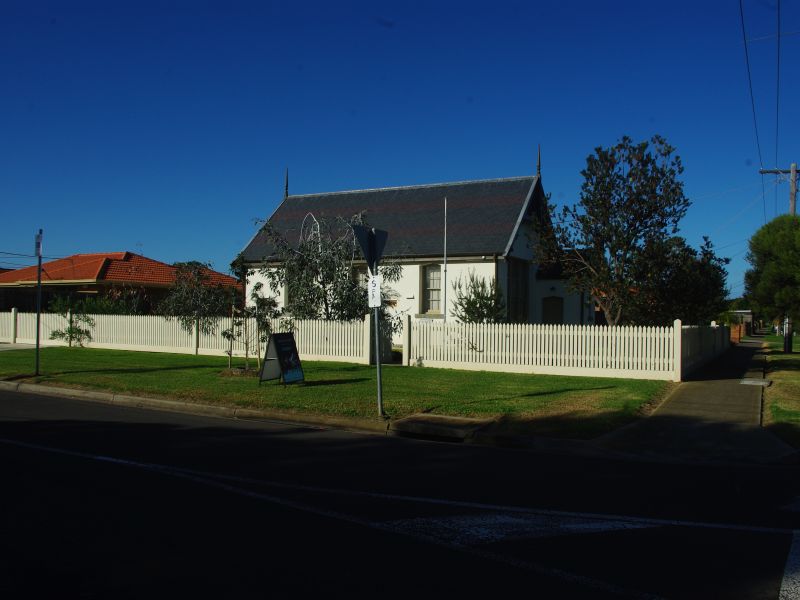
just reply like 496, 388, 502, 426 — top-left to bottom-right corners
422, 265, 441, 313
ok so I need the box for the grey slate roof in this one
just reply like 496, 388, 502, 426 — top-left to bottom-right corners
241, 176, 543, 263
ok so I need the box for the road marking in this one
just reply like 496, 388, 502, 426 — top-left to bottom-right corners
781, 532, 800, 600
387, 512, 654, 545
0, 435, 660, 599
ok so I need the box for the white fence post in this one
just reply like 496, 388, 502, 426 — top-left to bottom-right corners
361, 315, 372, 365
672, 319, 682, 382
402, 314, 411, 366
11, 308, 18, 344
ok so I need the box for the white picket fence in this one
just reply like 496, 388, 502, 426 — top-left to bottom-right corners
0, 310, 728, 381
402, 318, 729, 381
0, 310, 369, 364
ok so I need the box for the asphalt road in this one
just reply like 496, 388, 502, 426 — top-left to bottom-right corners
0, 389, 798, 599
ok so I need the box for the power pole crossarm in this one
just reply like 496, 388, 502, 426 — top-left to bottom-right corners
759, 162, 797, 216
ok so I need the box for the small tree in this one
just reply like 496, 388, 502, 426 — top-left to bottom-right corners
222, 280, 280, 370
538, 135, 690, 325
49, 295, 95, 347
450, 271, 505, 323
158, 262, 233, 337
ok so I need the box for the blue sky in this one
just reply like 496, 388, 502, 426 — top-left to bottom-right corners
2, 1, 798, 298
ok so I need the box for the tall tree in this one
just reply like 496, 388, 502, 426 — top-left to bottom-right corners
538, 135, 691, 325
745, 215, 800, 348
158, 261, 233, 335
626, 236, 729, 326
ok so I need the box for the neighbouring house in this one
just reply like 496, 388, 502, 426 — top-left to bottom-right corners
0, 251, 240, 312
239, 174, 593, 334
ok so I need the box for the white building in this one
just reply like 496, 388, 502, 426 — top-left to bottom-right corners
239, 174, 593, 336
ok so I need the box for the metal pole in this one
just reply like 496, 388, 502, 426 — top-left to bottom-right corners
35, 229, 43, 377
373, 305, 383, 417
790, 162, 797, 216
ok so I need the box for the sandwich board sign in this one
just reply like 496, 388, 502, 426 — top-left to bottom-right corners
259, 332, 304, 384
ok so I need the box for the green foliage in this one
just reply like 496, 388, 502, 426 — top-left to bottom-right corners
48, 296, 95, 347
48, 286, 150, 315
257, 213, 403, 333
450, 271, 506, 323
158, 262, 234, 334
625, 236, 729, 326
745, 215, 800, 321
538, 135, 691, 325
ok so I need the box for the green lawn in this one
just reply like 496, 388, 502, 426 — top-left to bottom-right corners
0, 347, 670, 440
760, 334, 800, 448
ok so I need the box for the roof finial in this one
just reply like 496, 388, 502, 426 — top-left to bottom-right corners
536, 145, 541, 176
284, 168, 289, 200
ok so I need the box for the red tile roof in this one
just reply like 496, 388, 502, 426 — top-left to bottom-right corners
0, 252, 239, 288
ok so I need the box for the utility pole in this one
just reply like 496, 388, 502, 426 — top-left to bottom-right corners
759, 163, 797, 352
35, 229, 43, 376
759, 162, 797, 215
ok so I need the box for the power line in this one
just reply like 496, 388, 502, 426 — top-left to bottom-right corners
748, 29, 800, 42
738, 0, 767, 223
774, 0, 781, 216
0, 250, 65, 260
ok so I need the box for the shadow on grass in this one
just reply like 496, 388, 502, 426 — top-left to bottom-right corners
416, 387, 618, 417
767, 358, 800, 373
520, 386, 615, 399
24, 365, 215, 378
301, 378, 370, 387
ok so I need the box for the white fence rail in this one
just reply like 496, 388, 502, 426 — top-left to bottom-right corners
0, 310, 728, 381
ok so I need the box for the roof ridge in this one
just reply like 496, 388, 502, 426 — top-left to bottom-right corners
287, 175, 535, 200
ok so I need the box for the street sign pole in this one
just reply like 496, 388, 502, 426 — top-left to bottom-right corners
353, 225, 389, 418
373, 298, 383, 416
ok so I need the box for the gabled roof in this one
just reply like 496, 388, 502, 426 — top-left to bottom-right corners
241, 176, 545, 263
0, 252, 239, 288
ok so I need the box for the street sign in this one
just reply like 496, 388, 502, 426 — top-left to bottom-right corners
353, 225, 388, 274
259, 332, 304, 384
368, 274, 382, 308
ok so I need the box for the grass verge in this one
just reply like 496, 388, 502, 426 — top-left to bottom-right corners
0, 346, 670, 440
760, 334, 800, 448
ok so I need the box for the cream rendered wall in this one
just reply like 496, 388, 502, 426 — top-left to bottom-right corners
387, 260, 495, 344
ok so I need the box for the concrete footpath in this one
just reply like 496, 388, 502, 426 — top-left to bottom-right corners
596, 339, 797, 464
1, 340, 798, 465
